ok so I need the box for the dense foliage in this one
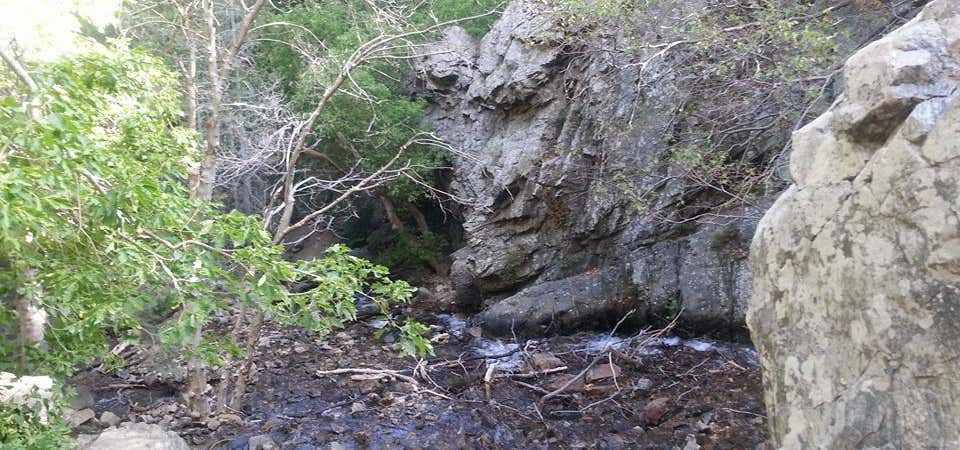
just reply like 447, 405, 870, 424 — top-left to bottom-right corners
0, 47, 422, 379
0, 1, 488, 447
255, 0, 441, 203
0, 388, 71, 450
254, 0, 496, 266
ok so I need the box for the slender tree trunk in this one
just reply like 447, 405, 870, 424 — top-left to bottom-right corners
229, 309, 264, 410
181, 14, 199, 131
182, 2, 221, 417
182, 0, 266, 417
195, 0, 221, 203
185, 324, 209, 417
215, 300, 246, 413
190, 0, 266, 201
409, 206, 430, 237
1, 50, 47, 367
183, 32, 202, 194
15, 269, 46, 368
378, 194, 405, 231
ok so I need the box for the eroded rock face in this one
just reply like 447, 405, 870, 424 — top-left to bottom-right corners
748, 1, 960, 448
415, 0, 915, 336
416, 0, 764, 334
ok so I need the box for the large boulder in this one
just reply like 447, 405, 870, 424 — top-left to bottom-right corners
0, 372, 55, 423
748, 1, 960, 448
78, 422, 190, 450
477, 268, 630, 335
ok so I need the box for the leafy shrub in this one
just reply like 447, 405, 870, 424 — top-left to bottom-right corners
0, 45, 424, 381
375, 230, 448, 275
0, 383, 72, 450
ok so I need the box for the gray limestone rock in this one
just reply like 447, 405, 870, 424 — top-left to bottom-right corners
748, 1, 960, 448
78, 422, 189, 450
414, 0, 928, 336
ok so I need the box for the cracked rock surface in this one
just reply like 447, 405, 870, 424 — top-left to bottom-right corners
748, 1, 960, 448
413, 0, 922, 336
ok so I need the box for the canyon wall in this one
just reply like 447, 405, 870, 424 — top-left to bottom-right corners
414, 0, 923, 336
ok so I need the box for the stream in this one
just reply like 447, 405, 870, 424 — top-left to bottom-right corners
73, 307, 768, 449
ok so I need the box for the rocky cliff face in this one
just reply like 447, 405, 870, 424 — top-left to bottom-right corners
748, 0, 960, 447
413, 0, 921, 336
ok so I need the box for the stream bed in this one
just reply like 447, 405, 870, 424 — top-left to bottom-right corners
73, 308, 769, 449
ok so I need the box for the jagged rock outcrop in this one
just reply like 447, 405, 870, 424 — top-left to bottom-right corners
415, 0, 917, 335
748, 1, 960, 448
415, 1, 768, 335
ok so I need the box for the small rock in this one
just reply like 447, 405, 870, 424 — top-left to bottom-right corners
334, 332, 351, 341
80, 422, 189, 450
99, 411, 121, 427
156, 403, 179, 414
248, 434, 277, 450
351, 402, 366, 413
585, 363, 622, 383
466, 327, 483, 339
217, 413, 244, 425
634, 378, 653, 390
357, 380, 382, 394
171, 416, 192, 429
205, 418, 221, 430
67, 408, 97, 427
528, 352, 565, 371
329, 442, 347, 450
697, 410, 714, 432
393, 381, 417, 393
263, 418, 285, 432
603, 434, 626, 450
429, 332, 450, 344
75, 433, 98, 448
683, 434, 701, 450
68, 385, 95, 410
545, 374, 584, 392
642, 396, 672, 425
583, 384, 617, 396
143, 372, 158, 385
293, 344, 309, 354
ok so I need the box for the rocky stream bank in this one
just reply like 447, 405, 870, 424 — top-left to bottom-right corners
69, 298, 767, 450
